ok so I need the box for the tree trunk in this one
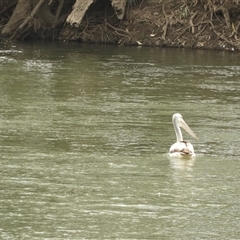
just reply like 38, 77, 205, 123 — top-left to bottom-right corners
111, 0, 127, 19
1, 0, 67, 39
1, 0, 240, 51
66, 0, 94, 27
1, 0, 127, 40
1, 0, 31, 37
66, 0, 127, 27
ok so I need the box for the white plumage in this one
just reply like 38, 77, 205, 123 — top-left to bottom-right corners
169, 113, 198, 158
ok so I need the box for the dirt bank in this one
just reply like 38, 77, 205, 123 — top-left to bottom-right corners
1, 0, 240, 51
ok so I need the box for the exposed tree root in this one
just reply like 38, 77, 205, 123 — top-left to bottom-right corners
0, 1, 17, 16
1, 0, 240, 51
17, 0, 46, 33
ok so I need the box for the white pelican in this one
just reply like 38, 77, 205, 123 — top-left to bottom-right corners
169, 113, 198, 158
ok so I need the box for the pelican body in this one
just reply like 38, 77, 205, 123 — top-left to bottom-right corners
169, 113, 198, 158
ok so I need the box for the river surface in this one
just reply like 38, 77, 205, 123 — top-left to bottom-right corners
0, 41, 240, 239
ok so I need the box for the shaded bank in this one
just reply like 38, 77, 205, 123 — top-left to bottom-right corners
1, 0, 240, 51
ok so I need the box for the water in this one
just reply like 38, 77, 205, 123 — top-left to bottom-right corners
1, 41, 240, 239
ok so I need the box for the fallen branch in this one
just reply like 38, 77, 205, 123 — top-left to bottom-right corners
53, 0, 64, 26
162, 3, 168, 40
220, 6, 231, 28
106, 22, 130, 37
209, 21, 240, 50
111, 0, 127, 20
189, 11, 198, 34
18, 0, 46, 30
175, 26, 190, 41
66, 0, 94, 27
194, 22, 208, 38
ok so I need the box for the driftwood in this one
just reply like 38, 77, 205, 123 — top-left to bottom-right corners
1, 0, 128, 39
1, 0, 240, 51
66, 0, 94, 27
66, 0, 127, 27
111, 0, 127, 19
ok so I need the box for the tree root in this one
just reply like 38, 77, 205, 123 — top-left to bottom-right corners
1, 0, 240, 51
18, 0, 46, 31
53, 0, 64, 26
209, 20, 240, 50
0, 1, 17, 16
189, 11, 198, 34
162, 4, 168, 40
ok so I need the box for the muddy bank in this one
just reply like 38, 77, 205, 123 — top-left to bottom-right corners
1, 0, 240, 51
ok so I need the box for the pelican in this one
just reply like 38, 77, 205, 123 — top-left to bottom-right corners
169, 113, 198, 158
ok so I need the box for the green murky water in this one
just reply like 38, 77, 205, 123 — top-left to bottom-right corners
1, 41, 240, 239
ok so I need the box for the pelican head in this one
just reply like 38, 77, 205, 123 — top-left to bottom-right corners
170, 113, 198, 157
172, 113, 198, 142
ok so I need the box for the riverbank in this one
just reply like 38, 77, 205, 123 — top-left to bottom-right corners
116, 1, 240, 52
1, 0, 240, 52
